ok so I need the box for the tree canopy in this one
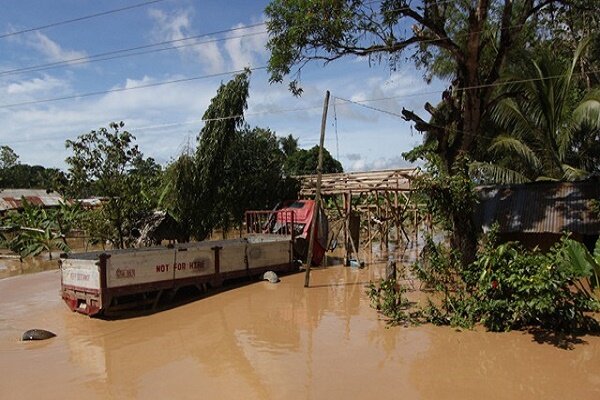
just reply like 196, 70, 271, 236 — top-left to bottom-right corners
65, 122, 162, 248
284, 145, 343, 176
473, 40, 600, 183
0, 146, 66, 190
167, 71, 300, 241
265, 0, 599, 265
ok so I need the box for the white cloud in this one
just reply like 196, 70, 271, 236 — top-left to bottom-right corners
148, 8, 191, 41
5, 75, 64, 95
149, 8, 226, 73
0, 72, 221, 168
346, 155, 418, 172
148, 8, 267, 73
26, 32, 87, 63
223, 23, 267, 70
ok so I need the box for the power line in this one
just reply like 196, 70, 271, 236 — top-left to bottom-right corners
334, 96, 405, 119
0, 24, 267, 77
1, 104, 325, 146
350, 67, 600, 106
0, 0, 168, 39
3, 64, 597, 112
0, 67, 267, 109
0, 1, 546, 78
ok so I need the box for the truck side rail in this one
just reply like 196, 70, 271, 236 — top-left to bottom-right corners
245, 209, 296, 242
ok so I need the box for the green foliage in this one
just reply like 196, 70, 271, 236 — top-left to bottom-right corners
188, 71, 251, 239
161, 153, 195, 241
562, 238, 600, 298
283, 145, 343, 176
420, 234, 600, 332
222, 127, 300, 227
412, 158, 479, 266
165, 71, 300, 240
370, 230, 600, 332
0, 146, 19, 169
0, 199, 82, 259
0, 146, 67, 190
366, 279, 415, 326
461, 237, 599, 331
65, 122, 162, 248
278, 134, 298, 157
481, 41, 600, 183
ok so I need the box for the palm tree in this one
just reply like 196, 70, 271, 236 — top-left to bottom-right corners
472, 39, 600, 184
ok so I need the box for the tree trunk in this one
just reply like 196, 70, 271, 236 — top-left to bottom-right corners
451, 207, 478, 267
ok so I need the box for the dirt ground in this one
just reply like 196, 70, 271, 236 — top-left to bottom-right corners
1, 258, 599, 399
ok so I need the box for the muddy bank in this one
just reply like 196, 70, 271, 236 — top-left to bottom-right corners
0, 256, 57, 280
1, 264, 599, 399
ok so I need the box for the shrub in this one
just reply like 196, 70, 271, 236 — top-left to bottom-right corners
368, 234, 600, 332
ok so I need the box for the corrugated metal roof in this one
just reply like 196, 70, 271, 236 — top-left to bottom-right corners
0, 189, 65, 212
476, 178, 600, 234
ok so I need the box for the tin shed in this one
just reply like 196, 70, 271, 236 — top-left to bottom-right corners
475, 178, 600, 251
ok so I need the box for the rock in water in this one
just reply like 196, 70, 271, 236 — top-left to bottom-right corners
22, 329, 56, 341
262, 271, 280, 284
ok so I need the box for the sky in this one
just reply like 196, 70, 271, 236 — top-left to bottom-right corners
0, 0, 448, 172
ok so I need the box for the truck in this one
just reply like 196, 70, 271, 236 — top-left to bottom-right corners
60, 210, 297, 316
249, 199, 328, 266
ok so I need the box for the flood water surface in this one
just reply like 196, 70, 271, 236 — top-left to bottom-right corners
1, 264, 599, 399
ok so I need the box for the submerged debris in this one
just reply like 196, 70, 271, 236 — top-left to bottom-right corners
262, 271, 280, 283
22, 329, 56, 341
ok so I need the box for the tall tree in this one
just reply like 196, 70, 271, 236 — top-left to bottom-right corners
0, 146, 19, 169
167, 72, 301, 240
473, 41, 600, 183
189, 70, 251, 240
65, 122, 161, 248
265, 0, 574, 265
283, 145, 343, 176
278, 134, 299, 157
224, 127, 299, 227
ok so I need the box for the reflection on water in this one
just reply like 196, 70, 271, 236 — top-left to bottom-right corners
1, 258, 600, 399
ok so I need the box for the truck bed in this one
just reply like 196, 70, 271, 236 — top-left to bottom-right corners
60, 236, 294, 316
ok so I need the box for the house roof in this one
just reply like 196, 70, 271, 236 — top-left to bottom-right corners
475, 178, 600, 235
0, 189, 65, 212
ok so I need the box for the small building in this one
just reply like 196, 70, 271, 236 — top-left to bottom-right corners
0, 189, 65, 215
475, 178, 600, 251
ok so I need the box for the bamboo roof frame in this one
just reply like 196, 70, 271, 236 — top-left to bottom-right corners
295, 168, 427, 263
296, 168, 420, 196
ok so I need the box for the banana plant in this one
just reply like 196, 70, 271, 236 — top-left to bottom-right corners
563, 237, 600, 299
0, 198, 73, 260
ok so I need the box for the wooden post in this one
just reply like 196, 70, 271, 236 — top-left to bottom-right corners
367, 205, 372, 254
394, 191, 400, 245
305, 90, 330, 288
343, 192, 349, 262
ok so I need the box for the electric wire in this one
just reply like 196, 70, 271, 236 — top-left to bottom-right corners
2, 1, 549, 77
0, 67, 268, 109
0, 0, 168, 39
0, 24, 267, 76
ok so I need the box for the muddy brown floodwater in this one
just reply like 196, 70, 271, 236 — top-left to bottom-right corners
1, 261, 600, 399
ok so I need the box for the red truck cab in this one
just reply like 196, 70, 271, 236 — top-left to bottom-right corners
270, 199, 328, 266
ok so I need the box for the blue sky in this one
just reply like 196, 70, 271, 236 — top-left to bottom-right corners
0, 0, 447, 171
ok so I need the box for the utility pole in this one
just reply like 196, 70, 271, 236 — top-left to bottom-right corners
304, 90, 330, 288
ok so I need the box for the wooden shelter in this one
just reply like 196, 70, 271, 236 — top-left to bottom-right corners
297, 168, 426, 262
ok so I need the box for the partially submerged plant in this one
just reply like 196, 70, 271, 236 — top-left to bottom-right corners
366, 279, 416, 326
368, 232, 600, 332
